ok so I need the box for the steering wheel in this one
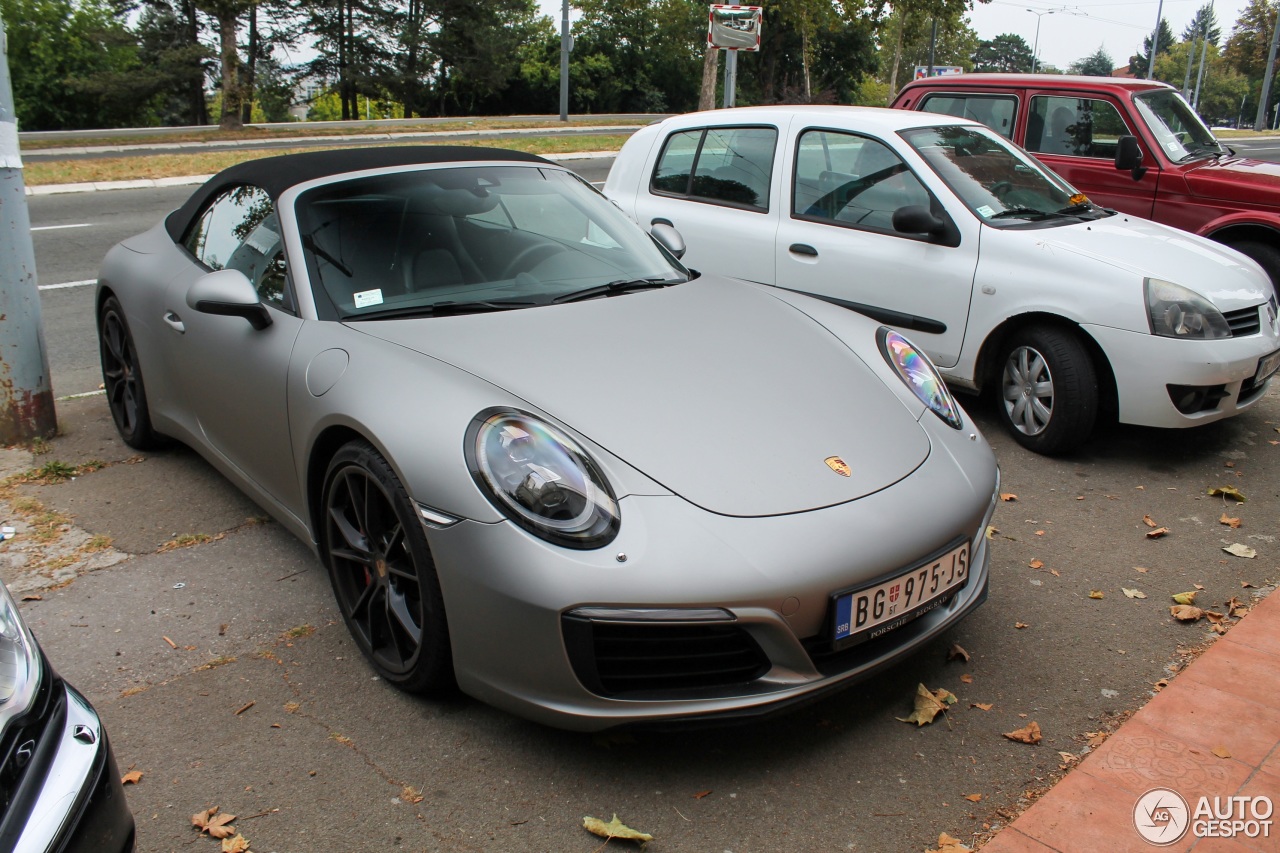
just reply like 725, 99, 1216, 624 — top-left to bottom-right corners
989, 180, 1013, 199
500, 242, 567, 279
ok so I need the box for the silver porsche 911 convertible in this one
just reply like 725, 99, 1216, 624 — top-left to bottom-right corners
96, 146, 999, 730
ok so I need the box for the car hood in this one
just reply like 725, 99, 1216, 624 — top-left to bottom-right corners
353, 278, 932, 517
1183, 154, 1280, 209
1012, 214, 1271, 311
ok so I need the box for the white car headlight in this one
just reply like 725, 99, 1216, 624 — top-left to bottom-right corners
1146, 278, 1231, 340
467, 410, 620, 549
878, 327, 963, 429
0, 582, 43, 734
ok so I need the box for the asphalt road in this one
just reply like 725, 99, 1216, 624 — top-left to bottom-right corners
12, 163, 1280, 853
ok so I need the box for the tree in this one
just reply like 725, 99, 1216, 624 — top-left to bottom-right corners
1182, 3, 1222, 46
135, 0, 212, 125
1130, 17, 1175, 76
1225, 0, 1278, 79
195, 0, 256, 129
971, 33, 1033, 73
1069, 45, 1114, 76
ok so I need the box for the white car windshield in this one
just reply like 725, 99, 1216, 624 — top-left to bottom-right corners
1132, 90, 1225, 162
901, 124, 1109, 226
294, 165, 688, 319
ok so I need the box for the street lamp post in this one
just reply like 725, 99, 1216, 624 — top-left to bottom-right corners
1027, 8, 1058, 73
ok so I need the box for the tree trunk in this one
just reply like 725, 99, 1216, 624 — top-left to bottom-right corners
339, 0, 350, 120
403, 0, 419, 118
217, 11, 243, 130
698, 46, 718, 110
240, 5, 257, 125
186, 0, 207, 125
888, 16, 905, 103
802, 28, 812, 102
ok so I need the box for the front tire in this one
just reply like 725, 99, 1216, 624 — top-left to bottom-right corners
996, 326, 1098, 455
98, 295, 162, 449
321, 440, 453, 693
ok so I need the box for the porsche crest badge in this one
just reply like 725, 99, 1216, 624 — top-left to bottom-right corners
824, 456, 851, 477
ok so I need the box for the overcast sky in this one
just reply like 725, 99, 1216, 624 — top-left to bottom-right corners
536, 0, 1256, 79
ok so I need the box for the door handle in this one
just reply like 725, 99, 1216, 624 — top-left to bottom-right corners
789, 243, 818, 257
163, 311, 185, 333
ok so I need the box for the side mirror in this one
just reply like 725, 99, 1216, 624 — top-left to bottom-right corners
187, 269, 272, 330
650, 222, 686, 259
1115, 136, 1147, 180
892, 205, 947, 238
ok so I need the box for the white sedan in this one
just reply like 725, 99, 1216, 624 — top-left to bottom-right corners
606, 107, 1280, 454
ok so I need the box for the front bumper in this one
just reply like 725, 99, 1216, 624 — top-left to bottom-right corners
2, 677, 135, 853
1084, 317, 1280, 428
427, 415, 999, 731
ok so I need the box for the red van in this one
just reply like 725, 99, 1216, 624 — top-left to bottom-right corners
892, 74, 1280, 287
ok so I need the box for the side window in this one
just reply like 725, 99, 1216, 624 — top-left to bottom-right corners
1026, 96, 1129, 160
919, 94, 1018, 139
183, 185, 291, 309
650, 126, 777, 210
793, 130, 931, 233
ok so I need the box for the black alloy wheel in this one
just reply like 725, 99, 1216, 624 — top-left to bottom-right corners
99, 296, 161, 449
322, 441, 453, 693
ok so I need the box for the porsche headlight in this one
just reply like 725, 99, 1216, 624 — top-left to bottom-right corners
0, 582, 42, 734
467, 410, 620, 549
1146, 278, 1231, 339
878, 327, 963, 429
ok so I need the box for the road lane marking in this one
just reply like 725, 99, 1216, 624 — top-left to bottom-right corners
31, 223, 92, 231
38, 279, 95, 291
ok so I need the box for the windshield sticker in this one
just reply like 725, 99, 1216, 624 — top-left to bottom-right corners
976, 205, 995, 217
1166, 141, 1181, 151
354, 289, 384, 308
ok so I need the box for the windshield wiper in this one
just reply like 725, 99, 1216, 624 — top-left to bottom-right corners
552, 277, 683, 304
988, 207, 1055, 221
349, 299, 537, 320
301, 233, 353, 277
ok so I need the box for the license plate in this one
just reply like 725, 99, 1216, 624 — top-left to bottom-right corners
832, 542, 970, 650
1256, 349, 1280, 385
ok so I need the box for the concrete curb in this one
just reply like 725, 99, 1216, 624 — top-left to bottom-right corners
24, 151, 619, 196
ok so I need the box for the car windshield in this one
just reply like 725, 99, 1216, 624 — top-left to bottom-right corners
900, 124, 1106, 226
294, 165, 688, 319
1132, 90, 1224, 162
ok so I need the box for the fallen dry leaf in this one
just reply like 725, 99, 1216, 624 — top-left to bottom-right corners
1058, 751, 1078, 764
1085, 731, 1108, 749
20, 593, 42, 601
960, 674, 973, 684
1035, 530, 1045, 536
1172, 591, 1198, 605
1146, 527, 1170, 539
401, 786, 424, 804
121, 770, 143, 785
1220, 513, 1242, 529
583, 814, 653, 843
964, 793, 983, 803
1154, 678, 1169, 691
192, 807, 237, 840
1122, 588, 1147, 599
1004, 721, 1042, 744
1089, 590, 1105, 599
1029, 559, 1044, 569
985, 526, 998, 540
971, 702, 993, 711
1170, 604, 1205, 622
693, 790, 711, 799
1212, 746, 1232, 759
1015, 621, 1029, 629
1050, 569, 1061, 577
1223, 543, 1257, 559
1142, 515, 1158, 528
1134, 566, 1150, 573
1000, 493, 1017, 502
221, 835, 249, 853
1208, 486, 1246, 503
1226, 596, 1249, 617
927, 832, 972, 853
896, 683, 957, 726
1204, 610, 1228, 625
947, 643, 971, 663
1194, 583, 1206, 590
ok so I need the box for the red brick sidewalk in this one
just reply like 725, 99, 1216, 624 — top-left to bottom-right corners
982, 590, 1280, 853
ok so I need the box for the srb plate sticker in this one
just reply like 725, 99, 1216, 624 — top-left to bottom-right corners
354, 289, 384, 308
833, 541, 970, 648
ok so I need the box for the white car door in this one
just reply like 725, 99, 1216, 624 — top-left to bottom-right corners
631, 124, 781, 284
774, 127, 980, 369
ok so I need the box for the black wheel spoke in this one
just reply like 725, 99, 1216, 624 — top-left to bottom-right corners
347, 577, 376, 622
328, 502, 369, 555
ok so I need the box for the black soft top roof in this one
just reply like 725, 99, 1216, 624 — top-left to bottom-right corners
164, 145, 553, 242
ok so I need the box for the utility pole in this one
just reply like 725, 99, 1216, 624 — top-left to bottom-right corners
1146, 0, 1164, 79
1193, 16, 1210, 109
1183, 33, 1197, 96
1255, 3, 1280, 130
0, 14, 57, 444
559, 0, 570, 122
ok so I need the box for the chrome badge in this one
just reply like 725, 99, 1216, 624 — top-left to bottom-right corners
825, 456, 851, 477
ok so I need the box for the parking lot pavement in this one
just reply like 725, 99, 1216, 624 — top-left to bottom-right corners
2, 389, 1277, 852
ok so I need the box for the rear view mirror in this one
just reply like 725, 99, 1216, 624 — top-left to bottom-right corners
187, 269, 272, 330
650, 222, 686, 259
892, 205, 947, 238
1115, 136, 1147, 180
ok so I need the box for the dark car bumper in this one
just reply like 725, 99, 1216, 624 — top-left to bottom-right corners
1, 676, 134, 853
